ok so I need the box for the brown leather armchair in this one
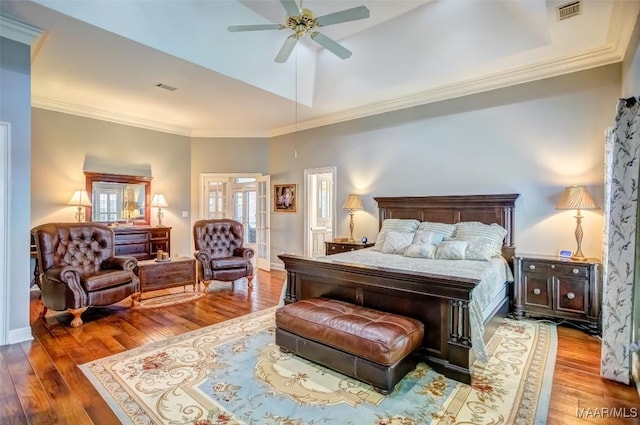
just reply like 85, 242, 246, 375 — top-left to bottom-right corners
32, 222, 139, 327
193, 219, 254, 289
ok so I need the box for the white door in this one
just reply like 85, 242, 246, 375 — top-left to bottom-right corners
201, 176, 228, 219
256, 175, 270, 271
304, 167, 336, 257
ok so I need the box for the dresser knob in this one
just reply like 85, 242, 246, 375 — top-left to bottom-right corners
572, 268, 579, 274
567, 292, 576, 300
529, 264, 536, 270
550, 264, 555, 269
533, 288, 541, 295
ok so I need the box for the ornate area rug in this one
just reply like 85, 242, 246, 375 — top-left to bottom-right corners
79, 307, 556, 425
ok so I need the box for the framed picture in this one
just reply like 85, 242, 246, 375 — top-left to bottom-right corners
274, 184, 297, 212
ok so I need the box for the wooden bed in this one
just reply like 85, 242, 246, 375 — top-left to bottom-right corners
278, 194, 519, 384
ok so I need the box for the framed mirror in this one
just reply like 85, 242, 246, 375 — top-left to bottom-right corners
85, 172, 152, 225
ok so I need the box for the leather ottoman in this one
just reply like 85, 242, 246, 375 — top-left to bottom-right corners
275, 297, 424, 394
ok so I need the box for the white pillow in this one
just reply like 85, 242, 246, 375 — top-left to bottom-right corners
412, 230, 444, 245
417, 221, 456, 238
404, 243, 437, 259
434, 240, 468, 260
454, 222, 507, 257
381, 231, 414, 255
459, 236, 493, 261
373, 219, 420, 251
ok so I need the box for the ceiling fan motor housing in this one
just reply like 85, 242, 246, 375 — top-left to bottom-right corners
287, 8, 317, 37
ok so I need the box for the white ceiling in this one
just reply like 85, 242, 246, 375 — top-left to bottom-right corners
1, 0, 639, 137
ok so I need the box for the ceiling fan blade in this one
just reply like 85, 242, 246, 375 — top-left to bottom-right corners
311, 32, 352, 59
316, 6, 370, 27
228, 24, 284, 32
275, 35, 298, 63
280, 0, 301, 17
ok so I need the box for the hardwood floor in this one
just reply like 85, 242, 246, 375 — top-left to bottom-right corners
1, 269, 638, 424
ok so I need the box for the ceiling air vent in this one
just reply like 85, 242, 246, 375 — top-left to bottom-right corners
155, 82, 177, 91
557, 1, 581, 20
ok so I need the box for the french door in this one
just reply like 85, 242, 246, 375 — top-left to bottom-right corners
200, 173, 270, 271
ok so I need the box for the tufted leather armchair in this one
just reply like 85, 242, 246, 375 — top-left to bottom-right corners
32, 222, 139, 327
193, 219, 254, 289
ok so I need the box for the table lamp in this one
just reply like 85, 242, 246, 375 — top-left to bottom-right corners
67, 190, 91, 222
555, 185, 598, 260
342, 194, 363, 243
150, 193, 169, 226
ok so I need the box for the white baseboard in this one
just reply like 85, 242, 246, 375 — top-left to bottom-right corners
270, 262, 285, 271
9, 327, 33, 345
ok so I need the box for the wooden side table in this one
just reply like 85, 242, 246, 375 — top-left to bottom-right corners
132, 256, 196, 305
325, 241, 375, 255
513, 253, 602, 335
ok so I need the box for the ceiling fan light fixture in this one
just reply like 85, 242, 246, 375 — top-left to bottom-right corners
228, 1, 370, 63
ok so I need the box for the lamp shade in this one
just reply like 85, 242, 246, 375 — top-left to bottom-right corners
67, 190, 91, 207
342, 194, 363, 211
150, 193, 169, 208
555, 185, 598, 210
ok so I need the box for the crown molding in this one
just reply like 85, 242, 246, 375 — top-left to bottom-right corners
32, 96, 193, 136
270, 43, 625, 137
31, 40, 628, 139
0, 15, 42, 45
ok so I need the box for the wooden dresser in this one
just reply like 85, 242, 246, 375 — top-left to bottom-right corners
113, 226, 171, 260
325, 241, 375, 255
513, 254, 601, 335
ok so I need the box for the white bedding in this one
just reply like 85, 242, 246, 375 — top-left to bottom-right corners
315, 248, 514, 363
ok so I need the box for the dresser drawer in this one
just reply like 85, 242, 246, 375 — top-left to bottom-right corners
522, 274, 552, 309
150, 228, 170, 239
325, 241, 374, 255
115, 243, 148, 258
556, 279, 587, 314
522, 261, 588, 278
115, 231, 149, 243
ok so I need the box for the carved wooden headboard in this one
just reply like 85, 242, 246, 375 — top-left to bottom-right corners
374, 194, 520, 260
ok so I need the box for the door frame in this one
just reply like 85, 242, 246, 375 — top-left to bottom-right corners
199, 172, 270, 271
0, 122, 10, 346
304, 166, 337, 257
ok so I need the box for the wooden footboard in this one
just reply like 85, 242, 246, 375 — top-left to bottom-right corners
278, 254, 498, 384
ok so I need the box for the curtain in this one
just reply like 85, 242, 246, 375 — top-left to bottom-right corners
601, 96, 640, 384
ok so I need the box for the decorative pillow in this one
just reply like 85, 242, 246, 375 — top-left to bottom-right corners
373, 219, 420, 251
434, 240, 468, 260
417, 221, 456, 238
411, 230, 444, 245
381, 231, 415, 255
454, 222, 507, 257
404, 242, 437, 259
460, 236, 493, 261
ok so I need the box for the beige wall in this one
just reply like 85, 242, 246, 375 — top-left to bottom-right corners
31, 109, 193, 257
30, 65, 622, 271
1, 36, 32, 344
268, 65, 621, 267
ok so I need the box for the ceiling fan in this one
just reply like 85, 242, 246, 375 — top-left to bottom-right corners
228, 0, 370, 63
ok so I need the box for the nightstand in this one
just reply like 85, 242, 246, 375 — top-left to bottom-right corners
513, 254, 602, 335
325, 241, 374, 255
